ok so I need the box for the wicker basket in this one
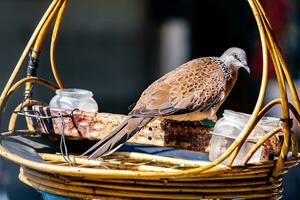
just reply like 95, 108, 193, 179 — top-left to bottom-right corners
0, 0, 300, 199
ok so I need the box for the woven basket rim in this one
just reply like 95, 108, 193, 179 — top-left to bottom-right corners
0, 138, 299, 179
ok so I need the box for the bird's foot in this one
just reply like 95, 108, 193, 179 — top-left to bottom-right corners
211, 115, 218, 123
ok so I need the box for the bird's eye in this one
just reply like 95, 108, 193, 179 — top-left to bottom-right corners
234, 54, 238, 59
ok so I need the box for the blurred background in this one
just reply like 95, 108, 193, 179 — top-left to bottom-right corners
0, 0, 299, 199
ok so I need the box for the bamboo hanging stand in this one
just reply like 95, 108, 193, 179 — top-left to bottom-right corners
0, 0, 299, 199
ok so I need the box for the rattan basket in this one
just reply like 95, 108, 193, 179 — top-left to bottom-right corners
0, 0, 300, 199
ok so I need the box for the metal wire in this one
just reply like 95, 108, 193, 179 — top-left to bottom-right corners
14, 110, 75, 166
15, 110, 68, 119
58, 115, 74, 166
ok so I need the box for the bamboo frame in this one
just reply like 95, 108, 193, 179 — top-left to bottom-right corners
0, 0, 299, 199
0, 0, 60, 108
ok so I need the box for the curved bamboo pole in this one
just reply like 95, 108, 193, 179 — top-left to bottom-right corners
289, 103, 300, 124
41, 154, 181, 173
31, 0, 64, 58
20, 168, 282, 196
226, 0, 269, 166
0, 0, 61, 108
24, 0, 63, 93
0, 138, 298, 180
253, 0, 300, 113
8, 100, 47, 131
0, 77, 58, 129
50, 0, 68, 89
252, 0, 292, 179
20, 1, 63, 132
258, 98, 281, 117
7, 77, 58, 96
256, 98, 300, 124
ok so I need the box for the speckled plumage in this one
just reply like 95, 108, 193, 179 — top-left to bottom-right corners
130, 57, 227, 117
84, 47, 250, 159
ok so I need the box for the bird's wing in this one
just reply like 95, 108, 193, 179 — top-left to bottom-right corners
129, 57, 227, 117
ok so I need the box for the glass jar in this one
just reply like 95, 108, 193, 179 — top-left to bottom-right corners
49, 88, 98, 112
209, 110, 265, 165
259, 116, 282, 159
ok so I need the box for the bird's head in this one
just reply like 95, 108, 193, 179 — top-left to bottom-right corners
220, 47, 250, 74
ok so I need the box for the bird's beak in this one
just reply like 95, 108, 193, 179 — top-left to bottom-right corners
242, 62, 250, 74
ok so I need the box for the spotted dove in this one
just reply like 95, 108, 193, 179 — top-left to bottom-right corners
83, 47, 250, 159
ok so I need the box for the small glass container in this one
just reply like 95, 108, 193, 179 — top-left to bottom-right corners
209, 110, 265, 165
260, 116, 282, 159
49, 88, 98, 112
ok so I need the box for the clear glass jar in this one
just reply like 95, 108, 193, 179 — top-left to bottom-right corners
259, 116, 282, 159
209, 110, 265, 165
49, 88, 98, 112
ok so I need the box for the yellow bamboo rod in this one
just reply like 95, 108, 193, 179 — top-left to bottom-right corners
0, 0, 60, 109
19, 172, 127, 200
7, 77, 58, 97
8, 100, 47, 131
226, 0, 270, 166
258, 98, 281, 117
112, 152, 226, 168
0, 0, 64, 132
41, 154, 181, 173
0, 139, 298, 180
31, 0, 64, 58
253, 98, 299, 126
0, 77, 58, 129
253, 0, 300, 113
24, 0, 63, 94
50, 0, 68, 88
289, 103, 300, 124
20, 172, 281, 200
228, 0, 291, 171
280, 57, 300, 113
2, 77, 57, 114
21, 168, 281, 194
19, 170, 281, 200
22, 166, 271, 188
46, 177, 272, 188
252, 0, 292, 179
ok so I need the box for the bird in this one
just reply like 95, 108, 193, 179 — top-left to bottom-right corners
83, 47, 250, 159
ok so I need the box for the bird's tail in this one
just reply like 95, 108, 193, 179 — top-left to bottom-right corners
82, 116, 152, 160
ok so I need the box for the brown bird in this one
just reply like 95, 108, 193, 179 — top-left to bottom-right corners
83, 47, 250, 159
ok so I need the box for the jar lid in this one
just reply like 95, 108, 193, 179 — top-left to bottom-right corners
223, 110, 280, 128
210, 131, 259, 143
223, 110, 251, 123
56, 88, 93, 98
